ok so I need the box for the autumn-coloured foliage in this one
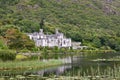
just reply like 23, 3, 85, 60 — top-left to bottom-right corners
4, 28, 35, 50
0, 26, 35, 50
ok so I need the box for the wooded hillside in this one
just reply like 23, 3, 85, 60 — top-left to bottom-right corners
0, 0, 120, 50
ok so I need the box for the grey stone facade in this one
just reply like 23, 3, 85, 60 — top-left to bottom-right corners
27, 29, 71, 48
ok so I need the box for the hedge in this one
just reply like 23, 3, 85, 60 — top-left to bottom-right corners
0, 50, 16, 61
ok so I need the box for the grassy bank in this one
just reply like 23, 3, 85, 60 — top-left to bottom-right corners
0, 59, 63, 71
77, 49, 116, 53
46, 65, 120, 80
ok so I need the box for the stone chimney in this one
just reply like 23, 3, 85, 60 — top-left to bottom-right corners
40, 29, 43, 33
55, 28, 59, 34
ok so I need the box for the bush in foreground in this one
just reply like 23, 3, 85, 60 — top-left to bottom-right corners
16, 54, 28, 61
0, 50, 16, 61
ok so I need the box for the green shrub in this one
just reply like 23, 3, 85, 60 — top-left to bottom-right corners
29, 55, 39, 60
0, 50, 16, 61
20, 49, 30, 53
0, 39, 8, 49
16, 54, 28, 61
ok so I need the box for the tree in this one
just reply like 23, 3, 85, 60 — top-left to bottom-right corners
92, 37, 102, 48
5, 28, 35, 50
39, 18, 45, 29
41, 47, 49, 59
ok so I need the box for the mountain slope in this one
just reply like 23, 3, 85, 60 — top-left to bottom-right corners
0, 0, 120, 50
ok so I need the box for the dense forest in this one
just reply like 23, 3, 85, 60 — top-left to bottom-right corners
0, 0, 120, 51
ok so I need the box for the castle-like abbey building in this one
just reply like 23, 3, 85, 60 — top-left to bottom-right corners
28, 29, 71, 48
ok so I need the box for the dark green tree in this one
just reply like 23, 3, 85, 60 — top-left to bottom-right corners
39, 18, 45, 29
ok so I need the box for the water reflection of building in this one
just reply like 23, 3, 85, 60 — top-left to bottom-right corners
37, 57, 73, 76
27, 29, 71, 48
37, 65, 72, 76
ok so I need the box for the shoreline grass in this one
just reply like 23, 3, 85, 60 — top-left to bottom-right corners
0, 59, 63, 71
0, 66, 119, 80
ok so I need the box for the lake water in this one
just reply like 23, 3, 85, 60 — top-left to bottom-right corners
39, 52, 120, 77
0, 52, 120, 79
